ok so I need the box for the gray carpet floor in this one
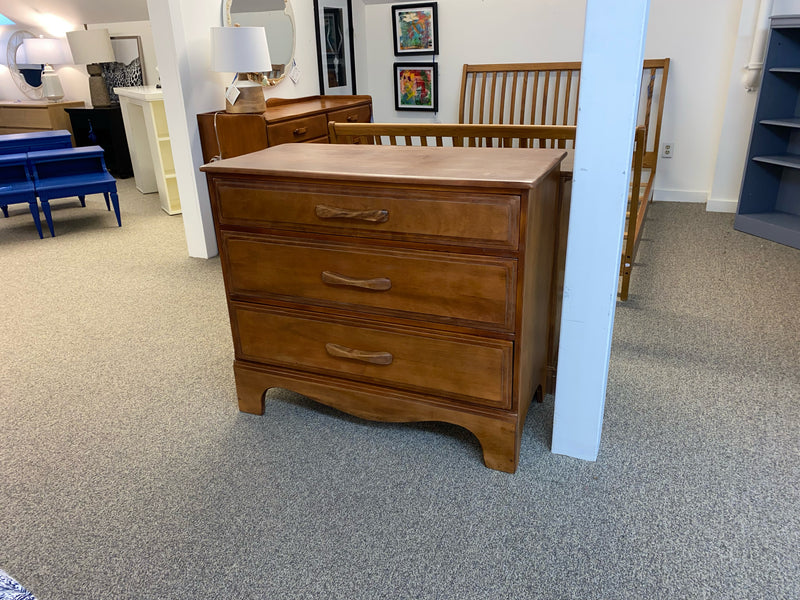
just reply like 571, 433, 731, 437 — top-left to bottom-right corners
1, 179, 798, 600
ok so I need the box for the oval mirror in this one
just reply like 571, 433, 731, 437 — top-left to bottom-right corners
223, 0, 295, 86
6, 30, 44, 100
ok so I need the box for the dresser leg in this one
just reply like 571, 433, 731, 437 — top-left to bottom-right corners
469, 420, 521, 474
233, 362, 266, 415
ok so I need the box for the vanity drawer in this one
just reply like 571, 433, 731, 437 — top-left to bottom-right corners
266, 114, 328, 145
0, 107, 51, 129
221, 233, 516, 330
232, 304, 513, 409
327, 104, 372, 125
213, 181, 520, 250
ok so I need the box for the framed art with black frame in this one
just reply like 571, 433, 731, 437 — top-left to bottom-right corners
391, 3, 438, 56
314, 0, 357, 95
394, 62, 438, 112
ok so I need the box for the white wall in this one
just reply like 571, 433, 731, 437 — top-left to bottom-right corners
645, 1, 743, 204
359, 0, 586, 123
356, 0, 746, 206
708, 0, 762, 213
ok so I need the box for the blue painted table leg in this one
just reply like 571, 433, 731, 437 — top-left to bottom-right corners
79, 195, 86, 207
110, 191, 121, 226
40, 199, 55, 237
103, 192, 110, 210
27, 200, 44, 239
1, 205, 8, 218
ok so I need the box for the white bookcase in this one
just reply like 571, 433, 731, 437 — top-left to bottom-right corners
115, 86, 182, 215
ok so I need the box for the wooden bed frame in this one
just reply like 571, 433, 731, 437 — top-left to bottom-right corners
328, 121, 646, 392
458, 59, 669, 299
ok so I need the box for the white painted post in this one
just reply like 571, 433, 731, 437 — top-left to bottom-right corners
147, 0, 222, 259
551, 0, 650, 461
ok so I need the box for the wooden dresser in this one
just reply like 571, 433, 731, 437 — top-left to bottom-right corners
0, 101, 84, 137
201, 143, 565, 473
197, 95, 372, 163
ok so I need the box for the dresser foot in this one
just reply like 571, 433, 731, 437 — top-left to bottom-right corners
234, 362, 266, 415
469, 421, 521, 474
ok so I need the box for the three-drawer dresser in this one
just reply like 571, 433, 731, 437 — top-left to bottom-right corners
201, 143, 565, 473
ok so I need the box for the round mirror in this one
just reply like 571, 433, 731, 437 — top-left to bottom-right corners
224, 0, 295, 86
6, 30, 44, 100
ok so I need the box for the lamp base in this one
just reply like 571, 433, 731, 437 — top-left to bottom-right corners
224, 82, 266, 114
87, 63, 112, 108
41, 66, 64, 102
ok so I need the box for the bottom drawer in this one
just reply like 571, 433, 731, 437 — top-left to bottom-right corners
232, 303, 512, 409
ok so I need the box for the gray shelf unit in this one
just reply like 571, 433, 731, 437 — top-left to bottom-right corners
736, 15, 800, 250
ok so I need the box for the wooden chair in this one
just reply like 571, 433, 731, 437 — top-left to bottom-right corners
459, 59, 670, 299
328, 121, 577, 149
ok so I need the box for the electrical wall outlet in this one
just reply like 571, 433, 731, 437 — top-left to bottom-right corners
662, 142, 674, 158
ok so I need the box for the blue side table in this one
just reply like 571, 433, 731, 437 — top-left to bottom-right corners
27, 145, 120, 237
0, 152, 45, 238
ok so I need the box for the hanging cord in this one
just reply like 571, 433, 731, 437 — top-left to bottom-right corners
210, 110, 225, 162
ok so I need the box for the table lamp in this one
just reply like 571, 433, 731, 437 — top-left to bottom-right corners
210, 26, 272, 114
21, 36, 70, 102
66, 28, 116, 108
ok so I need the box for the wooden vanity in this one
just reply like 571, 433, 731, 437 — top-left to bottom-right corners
196, 95, 372, 163
201, 143, 565, 473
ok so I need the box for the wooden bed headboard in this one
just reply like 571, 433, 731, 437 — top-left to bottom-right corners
458, 59, 670, 167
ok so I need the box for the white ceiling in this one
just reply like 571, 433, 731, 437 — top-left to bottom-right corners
0, 0, 150, 33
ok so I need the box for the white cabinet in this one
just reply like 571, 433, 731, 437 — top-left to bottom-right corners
115, 86, 181, 215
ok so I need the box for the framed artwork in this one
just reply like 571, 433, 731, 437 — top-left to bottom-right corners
392, 3, 438, 56
314, 0, 357, 95
394, 62, 438, 112
103, 35, 145, 103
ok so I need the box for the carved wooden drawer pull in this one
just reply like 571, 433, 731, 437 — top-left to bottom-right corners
325, 343, 393, 365
321, 271, 391, 291
315, 204, 389, 223
293, 127, 308, 136
346, 114, 358, 122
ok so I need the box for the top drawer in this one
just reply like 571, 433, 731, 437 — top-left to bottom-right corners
327, 104, 372, 125
267, 114, 328, 146
0, 107, 51, 129
212, 180, 520, 250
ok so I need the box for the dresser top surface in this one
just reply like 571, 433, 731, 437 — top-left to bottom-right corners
0, 101, 84, 108
201, 144, 565, 189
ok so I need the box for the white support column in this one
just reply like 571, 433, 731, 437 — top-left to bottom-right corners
147, 0, 222, 258
551, 0, 650, 461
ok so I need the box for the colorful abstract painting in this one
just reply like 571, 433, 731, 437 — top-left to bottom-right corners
394, 63, 438, 111
392, 3, 438, 56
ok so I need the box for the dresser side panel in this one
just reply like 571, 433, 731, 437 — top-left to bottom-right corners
515, 168, 560, 413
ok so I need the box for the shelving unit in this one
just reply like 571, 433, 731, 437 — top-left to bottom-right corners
736, 15, 800, 249
115, 86, 181, 215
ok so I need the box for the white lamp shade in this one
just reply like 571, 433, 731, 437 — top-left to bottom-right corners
22, 37, 71, 65
210, 26, 272, 73
66, 28, 115, 64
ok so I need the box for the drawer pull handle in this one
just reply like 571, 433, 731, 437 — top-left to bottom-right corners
321, 271, 391, 291
293, 127, 308, 136
325, 343, 393, 365
346, 114, 358, 122
315, 204, 389, 223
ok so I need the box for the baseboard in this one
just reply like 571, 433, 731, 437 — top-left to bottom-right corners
653, 189, 708, 203
705, 198, 738, 213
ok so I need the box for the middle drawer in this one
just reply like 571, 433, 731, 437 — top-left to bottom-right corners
221, 233, 517, 331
